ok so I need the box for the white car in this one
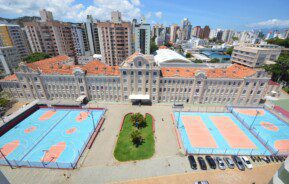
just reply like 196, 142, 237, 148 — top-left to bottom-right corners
241, 156, 253, 169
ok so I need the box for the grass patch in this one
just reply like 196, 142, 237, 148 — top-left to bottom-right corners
114, 113, 155, 161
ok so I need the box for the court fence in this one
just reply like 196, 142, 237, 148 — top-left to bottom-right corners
0, 109, 106, 169
230, 108, 289, 156
0, 130, 93, 169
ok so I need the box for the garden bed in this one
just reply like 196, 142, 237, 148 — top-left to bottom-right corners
114, 113, 155, 161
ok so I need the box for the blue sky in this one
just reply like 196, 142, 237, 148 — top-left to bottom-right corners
0, 0, 289, 30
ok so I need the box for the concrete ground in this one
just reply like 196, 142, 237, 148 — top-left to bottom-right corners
118, 162, 282, 184
0, 102, 283, 184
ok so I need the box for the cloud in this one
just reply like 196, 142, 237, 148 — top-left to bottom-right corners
155, 11, 162, 19
247, 19, 289, 28
0, 0, 142, 22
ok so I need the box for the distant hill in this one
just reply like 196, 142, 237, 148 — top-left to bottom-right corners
0, 16, 41, 27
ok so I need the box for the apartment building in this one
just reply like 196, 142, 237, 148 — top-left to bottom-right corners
132, 18, 151, 54
0, 52, 274, 105
0, 24, 30, 59
170, 24, 179, 43
85, 15, 101, 55
0, 46, 21, 75
24, 9, 75, 57
97, 11, 132, 66
231, 44, 282, 68
71, 24, 86, 56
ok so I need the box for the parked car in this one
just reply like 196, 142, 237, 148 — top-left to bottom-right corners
274, 156, 279, 162
224, 157, 235, 169
256, 156, 261, 162
232, 156, 245, 171
270, 156, 275, 162
205, 156, 216, 169
241, 156, 253, 169
198, 157, 207, 170
262, 156, 270, 163
194, 181, 209, 184
188, 155, 197, 170
266, 156, 271, 163
250, 156, 256, 162
216, 157, 226, 170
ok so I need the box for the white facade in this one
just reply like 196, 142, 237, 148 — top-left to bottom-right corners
231, 44, 282, 68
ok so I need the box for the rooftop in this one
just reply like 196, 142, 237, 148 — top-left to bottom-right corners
154, 49, 191, 64
0, 74, 18, 81
161, 64, 257, 79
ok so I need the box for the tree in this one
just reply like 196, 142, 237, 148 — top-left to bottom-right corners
23, 52, 51, 63
131, 113, 145, 128
266, 38, 289, 48
263, 53, 289, 86
185, 53, 192, 58
209, 58, 220, 63
130, 130, 143, 147
194, 59, 203, 63
226, 47, 234, 56
150, 40, 158, 54
232, 37, 239, 41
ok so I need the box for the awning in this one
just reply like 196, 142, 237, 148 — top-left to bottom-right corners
129, 94, 150, 100
76, 95, 87, 102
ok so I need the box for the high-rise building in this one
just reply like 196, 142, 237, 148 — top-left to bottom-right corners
180, 18, 192, 40
24, 9, 76, 57
152, 24, 164, 38
39, 9, 53, 22
222, 30, 234, 43
201, 25, 210, 39
0, 24, 30, 59
97, 11, 132, 66
71, 24, 86, 56
85, 15, 101, 55
216, 29, 223, 42
0, 46, 21, 75
285, 30, 289, 39
170, 24, 179, 43
192, 26, 202, 38
132, 18, 151, 54
111, 11, 122, 23
209, 29, 217, 39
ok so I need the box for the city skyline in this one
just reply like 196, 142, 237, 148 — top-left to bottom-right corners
0, 0, 288, 31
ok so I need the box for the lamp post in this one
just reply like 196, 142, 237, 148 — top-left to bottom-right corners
250, 110, 260, 130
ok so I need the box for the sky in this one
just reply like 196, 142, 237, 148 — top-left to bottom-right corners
0, 0, 289, 30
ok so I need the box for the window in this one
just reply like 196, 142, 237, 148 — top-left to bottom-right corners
138, 61, 142, 66
122, 71, 127, 75
138, 71, 142, 75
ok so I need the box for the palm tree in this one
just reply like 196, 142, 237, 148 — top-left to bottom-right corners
130, 130, 142, 147
130, 113, 145, 128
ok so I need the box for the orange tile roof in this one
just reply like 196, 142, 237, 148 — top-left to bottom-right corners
27, 55, 70, 72
161, 64, 257, 79
0, 74, 18, 81
25, 55, 120, 76
82, 61, 120, 76
159, 45, 168, 49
